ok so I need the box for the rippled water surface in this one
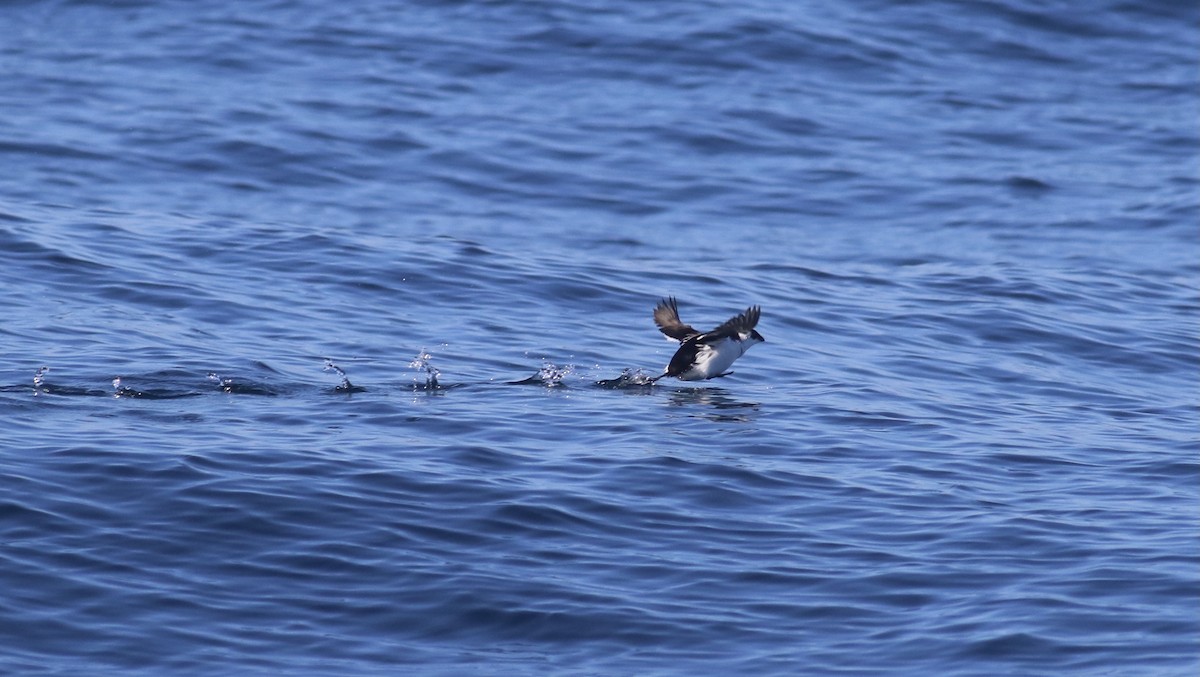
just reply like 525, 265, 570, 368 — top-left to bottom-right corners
2, 1, 1198, 675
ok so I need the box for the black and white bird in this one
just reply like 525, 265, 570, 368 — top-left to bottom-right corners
651, 297, 765, 381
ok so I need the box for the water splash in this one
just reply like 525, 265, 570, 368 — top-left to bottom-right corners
111, 376, 131, 398
510, 362, 574, 387
594, 368, 659, 389
323, 359, 358, 393
536, 362, 572, 386
408, 350, 440, 390
208, 372, 234, 393
32, 366, 49, 396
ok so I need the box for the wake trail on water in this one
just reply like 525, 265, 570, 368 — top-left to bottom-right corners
6, 350, 673, 401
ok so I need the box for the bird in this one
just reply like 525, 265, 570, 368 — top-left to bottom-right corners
651, 297, 765, 381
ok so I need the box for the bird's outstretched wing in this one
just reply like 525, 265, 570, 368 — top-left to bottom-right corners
653, 297, 699, 341
707, 305, 760, 340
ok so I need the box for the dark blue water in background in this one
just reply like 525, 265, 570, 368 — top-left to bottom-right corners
2, 0, 1197, 674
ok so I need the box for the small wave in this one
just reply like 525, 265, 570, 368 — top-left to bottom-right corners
111, 376, 203, 400
1, 366, 108, 398
207, 372, 279, 396
1005, 175, 1054, 193
7, 365, 315, 399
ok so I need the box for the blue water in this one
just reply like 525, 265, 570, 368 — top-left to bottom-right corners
2, 0, 1198, 674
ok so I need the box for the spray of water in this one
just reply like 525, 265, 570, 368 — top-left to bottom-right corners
408, 350, 440, 390
32, 366, 49, 396
594, 367, 658, 388
323, 359, 355, 392
207, 372, 235, 393
536, 362, 572, 387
